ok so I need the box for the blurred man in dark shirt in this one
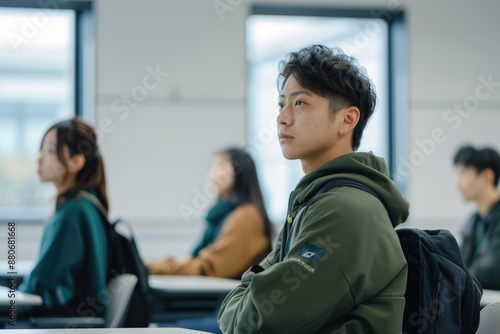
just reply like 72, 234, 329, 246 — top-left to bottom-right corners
454, 145, 500, 290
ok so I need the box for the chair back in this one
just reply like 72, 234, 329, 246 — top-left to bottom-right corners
106, 274, 138, 328
476, 301, 500, 334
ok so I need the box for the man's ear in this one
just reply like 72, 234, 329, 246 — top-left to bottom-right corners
480, 168, 495, 187
67, 153, 85, 174
338, 106, 360, 135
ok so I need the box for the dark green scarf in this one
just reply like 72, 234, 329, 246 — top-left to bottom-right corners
191, 200, 237, 257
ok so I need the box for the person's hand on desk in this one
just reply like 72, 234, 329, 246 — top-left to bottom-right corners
148, 257, 177, 274
148, 257, 202, 275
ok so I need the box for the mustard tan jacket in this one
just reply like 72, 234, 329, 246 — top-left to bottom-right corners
150, 204, 271, 279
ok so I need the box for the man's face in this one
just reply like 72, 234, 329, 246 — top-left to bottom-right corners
455, 164, 485, 201
277, 75, 344, 173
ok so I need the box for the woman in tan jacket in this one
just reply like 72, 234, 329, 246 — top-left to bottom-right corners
149, 147, 272, 279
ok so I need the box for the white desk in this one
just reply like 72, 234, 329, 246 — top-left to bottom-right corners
0, 329, 209, 333
149, 275, 239, 294
0, 286, 42, 306
149, 275, 239, 324
481, 289, 500, 307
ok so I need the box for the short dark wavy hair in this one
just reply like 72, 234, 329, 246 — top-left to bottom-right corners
277, 45, 376, 151
454, 145, 500, 186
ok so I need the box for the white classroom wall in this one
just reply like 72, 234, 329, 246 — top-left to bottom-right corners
15, 0, 500, 261
97, 0, 500, 260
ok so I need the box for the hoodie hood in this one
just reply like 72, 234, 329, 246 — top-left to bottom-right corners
290, 152, 410, 228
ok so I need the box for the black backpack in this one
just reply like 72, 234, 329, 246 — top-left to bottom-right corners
105, 218, 151, 327
310, 179, 483, 334
397, 228, 482, 334
77, 191, 151, 327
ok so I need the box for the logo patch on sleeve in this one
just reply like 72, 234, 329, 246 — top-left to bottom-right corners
299, 241, 325, 263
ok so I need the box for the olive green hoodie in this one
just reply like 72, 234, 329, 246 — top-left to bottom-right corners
218, 152, 410, 333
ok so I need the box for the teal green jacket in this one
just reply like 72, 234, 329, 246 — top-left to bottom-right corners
218, 152, 410, 333
20, 195, 108, 317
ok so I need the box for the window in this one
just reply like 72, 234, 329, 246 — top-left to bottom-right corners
0, 2, 93, 222
246, 7, 405, 224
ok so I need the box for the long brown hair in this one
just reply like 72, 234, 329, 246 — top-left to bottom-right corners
218, 147, 273, 251
41, 117, 108, 212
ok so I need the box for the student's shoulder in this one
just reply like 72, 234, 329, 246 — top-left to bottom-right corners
304, 188, 388, 235
491, 200, 500, 221
489, 205, 500, 235
56, 197, 100, 219
311, 186, 380, 213
231, 203, 261, 219
225, 203, 263, 228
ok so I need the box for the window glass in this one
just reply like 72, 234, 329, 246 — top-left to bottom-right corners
0, 8, 75, 220
246, 15, 388, 223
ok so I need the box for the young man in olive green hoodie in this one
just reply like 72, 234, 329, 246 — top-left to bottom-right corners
218, 45, 410, 333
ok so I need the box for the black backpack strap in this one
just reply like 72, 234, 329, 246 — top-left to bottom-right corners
302, 178, 382, 219
74, 190, 109, 218
461, 273, 483, 333
314, 178, 382, 202
280, 178, 382, 260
